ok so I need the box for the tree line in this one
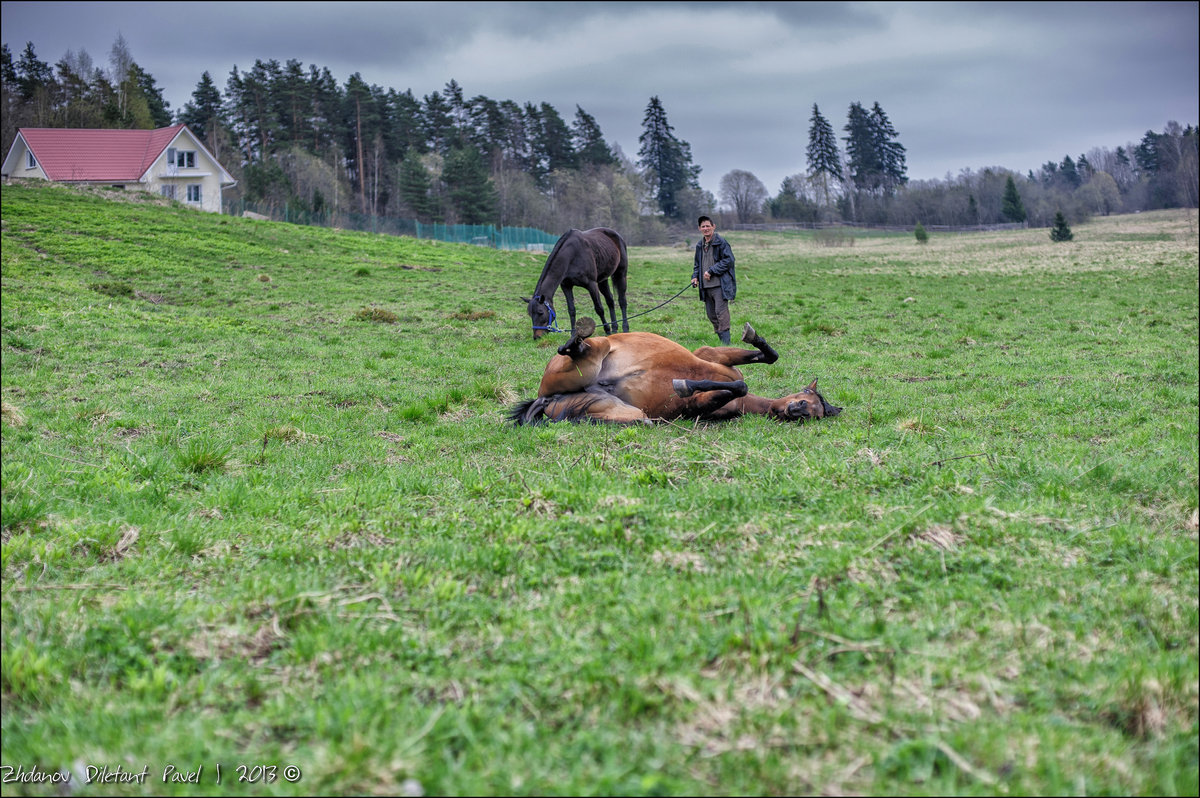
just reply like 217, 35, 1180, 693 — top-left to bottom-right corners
750, 103, 1197, 229
4, 38, 1196, 243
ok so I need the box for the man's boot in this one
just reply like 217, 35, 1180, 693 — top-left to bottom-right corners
718, 329, 731, 346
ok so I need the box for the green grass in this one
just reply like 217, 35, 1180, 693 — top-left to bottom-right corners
2, 182, 1197, 796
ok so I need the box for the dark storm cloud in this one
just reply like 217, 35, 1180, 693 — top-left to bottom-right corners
3, 1, 1196, 201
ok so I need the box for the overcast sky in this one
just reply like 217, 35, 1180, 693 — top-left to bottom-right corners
4, 1, 1197, 201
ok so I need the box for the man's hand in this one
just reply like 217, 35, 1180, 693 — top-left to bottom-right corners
703, 271, 712, 281
691, 277, 699, 287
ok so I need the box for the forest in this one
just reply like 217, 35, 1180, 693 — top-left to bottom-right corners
3, 38, 1197, 243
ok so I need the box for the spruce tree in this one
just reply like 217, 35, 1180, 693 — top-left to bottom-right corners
806, 103, 841, 209
1001, 175, 1027, 223
398, 152, 434, 221
1049, 211, 1073, 242
1059, 155, 1080, 188
531, 101, 577, 178
572, 105, 615, 168
637, 97, 700, 219
444, 144, 497, 224
177, 71, 225, 143
870, 102, 907, 194
843, 101, 879, 192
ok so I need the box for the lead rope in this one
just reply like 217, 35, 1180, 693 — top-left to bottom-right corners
531, 282, 693, 335
619, 282, 693, 324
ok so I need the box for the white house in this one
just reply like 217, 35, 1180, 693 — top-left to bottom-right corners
1, 124, 236, 213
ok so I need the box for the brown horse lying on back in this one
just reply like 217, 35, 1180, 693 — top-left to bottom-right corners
509, 318, 841, 425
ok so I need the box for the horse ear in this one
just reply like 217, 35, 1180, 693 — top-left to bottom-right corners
806, 379, 819, 391
520, 296, 530, 304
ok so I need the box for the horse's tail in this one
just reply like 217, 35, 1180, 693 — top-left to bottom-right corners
508, 394, 585, 425
508, 396, 549, 426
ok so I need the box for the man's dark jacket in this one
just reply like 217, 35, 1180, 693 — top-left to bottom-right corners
692, 233, 736, 301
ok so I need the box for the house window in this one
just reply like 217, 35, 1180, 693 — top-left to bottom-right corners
169, 149, 197, 168
186, 184, 202, 203
161, 185, 177, 200
26, 151, 37, 168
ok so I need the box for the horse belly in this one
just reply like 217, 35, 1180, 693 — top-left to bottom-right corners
596, 337, 739, 420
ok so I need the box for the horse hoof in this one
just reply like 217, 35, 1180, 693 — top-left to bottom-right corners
575, 317, 596, 339
672, 379, 694, 397
742, 322, 757, 344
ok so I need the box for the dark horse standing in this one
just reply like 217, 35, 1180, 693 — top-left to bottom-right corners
522, 227, 629, 340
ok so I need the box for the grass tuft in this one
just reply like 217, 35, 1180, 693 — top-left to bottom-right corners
1, 401, 26, 427
355, 306, 399, 323
174, 438, 231, 474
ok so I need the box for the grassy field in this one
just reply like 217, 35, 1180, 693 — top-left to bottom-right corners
1, 181, 1197, 796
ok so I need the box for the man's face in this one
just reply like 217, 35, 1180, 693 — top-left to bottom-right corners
698, 220, 715, 239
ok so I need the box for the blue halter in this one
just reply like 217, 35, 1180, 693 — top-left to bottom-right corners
531, 295, 566, 333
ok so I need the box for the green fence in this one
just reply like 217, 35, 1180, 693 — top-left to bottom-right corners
229, 201, 560, 252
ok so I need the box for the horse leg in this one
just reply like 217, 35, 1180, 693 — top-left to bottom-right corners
562, 286, 578, 334
612, 264, 629, 332
583, 282, 614, 334
692, 323, 779, 367
672, 378, 748, 398
741, 322, 780, 362
596, 280, 619, 335
670, 379, 749, 420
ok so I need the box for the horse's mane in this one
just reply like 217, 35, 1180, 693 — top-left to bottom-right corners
533, 229, 579, 295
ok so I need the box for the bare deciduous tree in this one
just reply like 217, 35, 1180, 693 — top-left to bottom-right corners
719, 169, 768, 223
108, 33, 133, 122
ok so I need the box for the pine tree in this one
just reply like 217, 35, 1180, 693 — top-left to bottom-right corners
398, 151, 434, 221
177, 72, 225, 144
389, 88, 425, 157
843, 101, 906, 196
273, 59, 310, 148
307, 65, 344, 157
531, 101, 577, 178
15, 41, 52, 100
914, 222, 928, 244
870, 102, 907, 194
806, 103, 841, 209
444, 144, 497, 224
1135, 131, 1160, 175
1059, 155, 1080, 188
572, 105, 615, 168
843, 101, 879, 193
1049, 211, 1073, 242
422, 90, 454, 154
1001, 175, 1027, 223
132, 65, 170, 127
637, 96, 700, 219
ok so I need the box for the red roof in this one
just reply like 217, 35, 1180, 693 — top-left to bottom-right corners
18, 125, 189, 182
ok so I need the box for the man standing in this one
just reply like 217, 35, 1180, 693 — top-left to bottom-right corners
691, 215, 736, 345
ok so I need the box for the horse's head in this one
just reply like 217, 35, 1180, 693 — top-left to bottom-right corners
766, 379, 842, 423
522, 295, 555, 340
